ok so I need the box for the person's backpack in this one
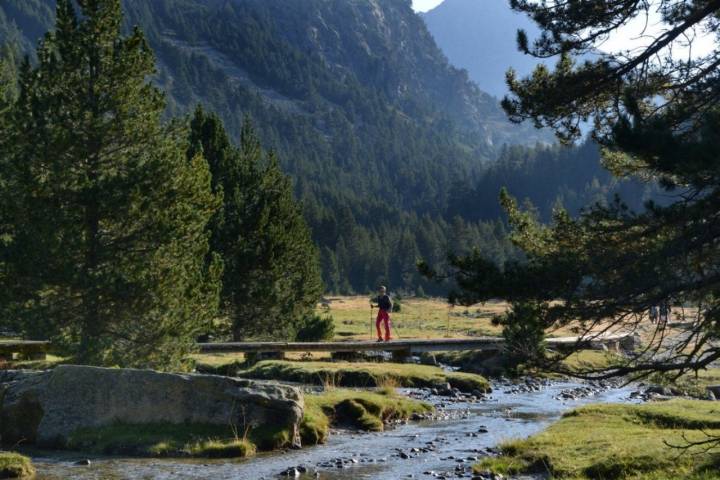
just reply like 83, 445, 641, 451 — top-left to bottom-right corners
379, 294, 392, 311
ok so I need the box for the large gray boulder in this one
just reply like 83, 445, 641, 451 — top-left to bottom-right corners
0, 365, 303, 448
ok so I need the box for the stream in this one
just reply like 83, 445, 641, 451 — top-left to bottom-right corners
31, 379, 639, 480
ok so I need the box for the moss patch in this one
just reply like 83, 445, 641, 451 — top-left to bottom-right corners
233, 360, 491, 393
300, 388, 432, 445
475, 400, 720, 479
0, 452, 35, 479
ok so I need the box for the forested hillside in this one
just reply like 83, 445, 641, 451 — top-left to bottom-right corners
449, 142, 661, 223
0, 0, 651, 295
0, 0, 550, 295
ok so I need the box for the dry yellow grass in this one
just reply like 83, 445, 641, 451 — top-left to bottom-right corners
320, 296, 504, 340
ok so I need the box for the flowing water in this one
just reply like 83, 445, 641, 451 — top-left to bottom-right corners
31, 380, 639, 480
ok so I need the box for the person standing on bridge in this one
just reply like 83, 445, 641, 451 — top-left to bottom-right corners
373, 286, 393, 342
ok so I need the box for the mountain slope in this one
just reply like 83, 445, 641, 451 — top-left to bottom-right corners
422, 0, 548, 98
3, 0, 547, 293
1, 0, 548, 212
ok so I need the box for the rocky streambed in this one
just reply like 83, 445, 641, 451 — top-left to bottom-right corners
31, 378, 640, 480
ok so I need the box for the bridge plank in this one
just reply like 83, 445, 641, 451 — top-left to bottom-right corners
197, 334, 631, 354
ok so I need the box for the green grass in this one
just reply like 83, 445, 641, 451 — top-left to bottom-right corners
432, 349, 621, 378
235, 360, 491, 393
0, 452, 34, 479
66, 422, 286, 458
649, 368, 720, 399
475, 400, 720, 479
556, 350, 623, 372
300, 388, 432, 445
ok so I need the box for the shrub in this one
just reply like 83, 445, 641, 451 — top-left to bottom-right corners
493, 302, 547, 367
295, 315, 335, 342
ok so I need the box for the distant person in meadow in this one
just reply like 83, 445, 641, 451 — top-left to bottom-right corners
649, 305, 658, 324
660, 301, 672, 325
373, 286, 393, 342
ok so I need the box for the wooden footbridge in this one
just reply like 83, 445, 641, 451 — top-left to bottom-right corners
0, 340, 50, 361
197, 333, 636, 358
0, 333, 636, 361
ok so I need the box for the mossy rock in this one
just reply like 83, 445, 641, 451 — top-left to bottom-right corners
237, 360, 491, 393
335, 399, 384, 431
0, 365, 303, 450
300, 389, 432, 446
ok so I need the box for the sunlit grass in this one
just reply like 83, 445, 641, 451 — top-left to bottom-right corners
0, 452, 35, 479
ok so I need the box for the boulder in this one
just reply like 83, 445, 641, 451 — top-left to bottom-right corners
707, 385, 720, 400
0, 365, 303, 448
619, 333, 642, 352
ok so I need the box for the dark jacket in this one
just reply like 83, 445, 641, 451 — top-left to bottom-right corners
377, 294, 392, 311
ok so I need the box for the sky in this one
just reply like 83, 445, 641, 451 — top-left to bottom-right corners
412, 0, 443, 12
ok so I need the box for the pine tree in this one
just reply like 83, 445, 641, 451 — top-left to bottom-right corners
189, 108, 323, 340
449, 0, 720, 381
0, 45, 18, 325
1, 0, 221, 369
0, 45, 16, 115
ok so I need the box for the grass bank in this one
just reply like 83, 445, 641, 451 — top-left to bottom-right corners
232, 360, 491, 393
0, 452, 34, 479
431, 349, 621, 378
300, 388, 432, 445
475, 400, 720, 479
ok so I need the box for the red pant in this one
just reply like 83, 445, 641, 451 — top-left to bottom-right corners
376, 309, 391, 340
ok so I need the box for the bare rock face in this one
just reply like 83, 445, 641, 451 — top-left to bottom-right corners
0, 365, 303, 448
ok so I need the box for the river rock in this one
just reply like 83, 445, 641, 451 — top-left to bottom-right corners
0, 365, 304, 448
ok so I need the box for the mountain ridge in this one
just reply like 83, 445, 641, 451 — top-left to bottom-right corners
422, 0, 548, 98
